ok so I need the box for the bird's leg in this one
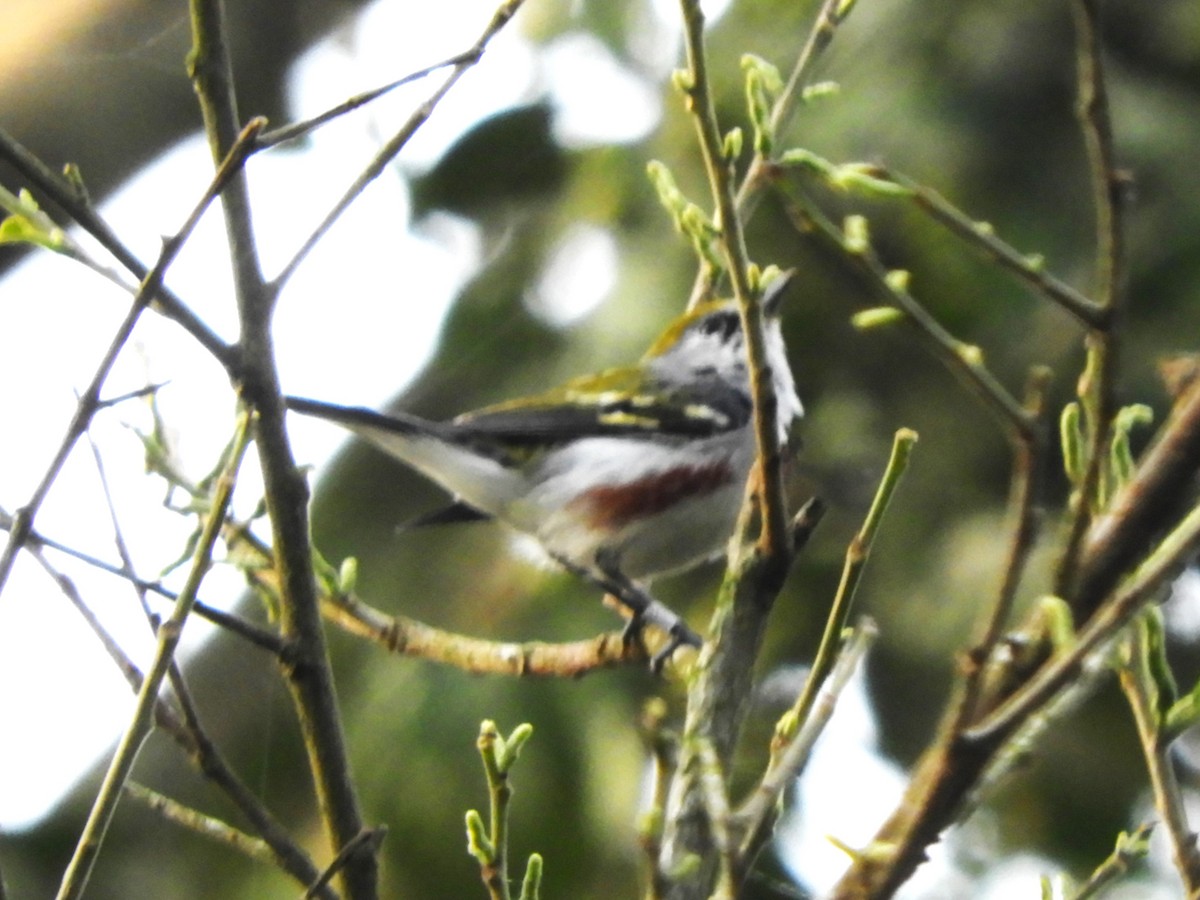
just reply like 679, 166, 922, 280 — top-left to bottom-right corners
551, 552, 701, 671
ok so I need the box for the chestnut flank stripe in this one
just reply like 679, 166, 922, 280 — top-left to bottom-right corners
571, 461, 736, 529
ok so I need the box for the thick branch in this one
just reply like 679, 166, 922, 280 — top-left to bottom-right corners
188, 0, 376, 895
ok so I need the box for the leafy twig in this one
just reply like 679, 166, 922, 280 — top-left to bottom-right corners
1068, 824, 1153, 900
778, 182, 1034, 439
1072, 376, 1200, 620
56, 409, 253, 900
0, 117, 262, 601
1117, 614, 1200, 894
1053, 0, 1128, 599
966, 494, 1200, 744
897, 170, 1102, 328
466, 721, 541, 900
687, 0, 862, 307
784, 155, 1104, 327
775, 430, 915, 754
676, 0, 788, 554
657, 4, 828, 896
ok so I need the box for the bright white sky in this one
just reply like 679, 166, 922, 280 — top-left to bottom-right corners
0, 0, 1187, 895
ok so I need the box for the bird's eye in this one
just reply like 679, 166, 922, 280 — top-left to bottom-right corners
699, 311, 739, 339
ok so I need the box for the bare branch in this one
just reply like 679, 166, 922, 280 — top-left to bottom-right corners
0, 117, 263, 601
270, 0, 528, 294
56, 409, 253, 900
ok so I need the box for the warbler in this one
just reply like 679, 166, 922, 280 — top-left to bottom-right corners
286, 271, 802, 669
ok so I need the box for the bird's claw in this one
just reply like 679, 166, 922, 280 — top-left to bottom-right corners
623, 613, 702, 674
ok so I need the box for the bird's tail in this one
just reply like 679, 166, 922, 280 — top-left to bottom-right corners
284, 395, 519, 516
285, 395, 435, 440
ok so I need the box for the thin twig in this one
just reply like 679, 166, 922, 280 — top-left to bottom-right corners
688, 0, 861, 307
778, 180, 1035, 439
966, 494, 1200, 745
0, 508, 285, 654
957, 368, 1052, 725
1053, 0, 1127, 600
124, 784, 274, 865
0, 126, 235, 367
305, 828, 389, 900
270, 0, 526, 294
678, 0, 787, 557
0, 118, 263, 602
81, 420, 156, 623
82, 418, 221, 781
1118, 624, 1200, 893
638, 699, 676, 900
774, 430, 915, 758
56, 409, 253, 900
257, 50, 481, 148
94, 382, 170, 410
1068, 823, 1154, 900
736, 619, 877, 869
845, 165, 1106, 328
27, 541, 298, 893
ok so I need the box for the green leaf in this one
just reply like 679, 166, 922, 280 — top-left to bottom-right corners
518, 853, 543, 900
884, 269, 911, 294
646, 160, 688, 224
1037, 596, 1076, 654
464, 809, 494, 864
843, 215, 870, 254
1060, 403, 1085, 487
741, 54, 783, 155
830, 163, 914, 198
777, 147, 833, 176
802, 81, 840, 103
1163, 688, 1200, 742
1110, 403, 1153, 489
62, 162, 90, 204
851, 306, 905, 330
0, 185, 66, 252
497, 723, 533, 773
1138, 607, 1177, 722
722, 127, 744, 162
0, 213, 65, 252
337, 556, 359, 595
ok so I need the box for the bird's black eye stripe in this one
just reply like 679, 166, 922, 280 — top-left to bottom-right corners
697, 310, 740, 340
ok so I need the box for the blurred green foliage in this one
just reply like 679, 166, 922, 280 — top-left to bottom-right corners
10, 0, 1200, 897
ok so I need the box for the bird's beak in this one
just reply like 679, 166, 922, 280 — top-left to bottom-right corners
761, 269, 796, 316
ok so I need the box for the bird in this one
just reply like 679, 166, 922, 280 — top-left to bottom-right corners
286, 271, 802, 670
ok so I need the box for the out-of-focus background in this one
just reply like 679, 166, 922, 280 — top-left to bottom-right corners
2, 0, 1199, 897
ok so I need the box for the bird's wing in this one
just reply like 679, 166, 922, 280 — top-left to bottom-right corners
453, 365, 752, 451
